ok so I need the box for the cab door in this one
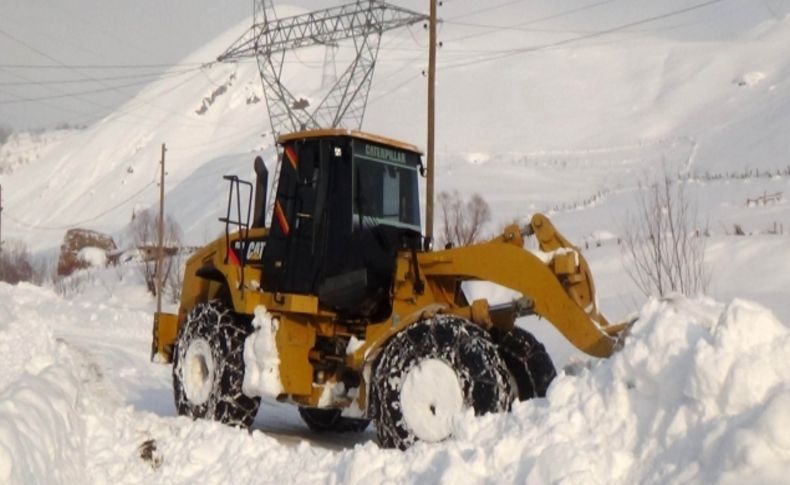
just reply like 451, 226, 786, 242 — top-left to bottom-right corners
262, 139, 329, 294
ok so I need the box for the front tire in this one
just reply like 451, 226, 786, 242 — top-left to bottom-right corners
172, 301, 260, 428
370, 315, 514, 449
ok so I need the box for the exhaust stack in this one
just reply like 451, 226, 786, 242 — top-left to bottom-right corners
252, 156, 268, 228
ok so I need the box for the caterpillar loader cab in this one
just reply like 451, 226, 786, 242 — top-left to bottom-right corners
152, 129, 630, 449
262, 130, 423, 321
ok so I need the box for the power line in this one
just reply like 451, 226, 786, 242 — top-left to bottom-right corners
0, 69, 203, 104
0, 62, 210, 70
444, 0, 618, 43
4, 181, 155, 231
447, 0, 529, 21
441, 0, 729, 70
445, 19, 600, 35
4, 143, 165, 232
0, 27, 225, 126
0, 66, 203, 86
76, 66, 252, 130
0, 67, 98, 118
368, 73, 420, 104
0, 40, 155, 116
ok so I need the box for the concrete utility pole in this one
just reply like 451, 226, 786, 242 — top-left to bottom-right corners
155, 143, 166, 316
425, 0, 437, 245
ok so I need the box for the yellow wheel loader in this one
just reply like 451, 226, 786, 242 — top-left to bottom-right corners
152, 129, 629, 449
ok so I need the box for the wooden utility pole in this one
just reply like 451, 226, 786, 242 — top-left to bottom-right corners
425, 0, 437, 244
0, 184, 3, 253
155, 143, 166, 316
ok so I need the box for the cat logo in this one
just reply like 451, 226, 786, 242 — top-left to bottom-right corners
232, 239, 266, 263
246, 240, 266, 261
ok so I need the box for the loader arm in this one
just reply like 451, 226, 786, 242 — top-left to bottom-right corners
418, 214, 623, 358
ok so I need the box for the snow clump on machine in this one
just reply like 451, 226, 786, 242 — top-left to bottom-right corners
242, 305, 283, 399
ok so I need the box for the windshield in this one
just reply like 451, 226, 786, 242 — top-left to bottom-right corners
353, 148, 421, 231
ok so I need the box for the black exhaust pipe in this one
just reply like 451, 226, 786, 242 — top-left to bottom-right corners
252, 156, 268, 228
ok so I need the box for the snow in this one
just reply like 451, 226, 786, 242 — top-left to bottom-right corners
78, 247, 108, 268
734, 71, 766, 87
6, 2, 790, 250
345, 336, 365, 356
242, 305, 283, 399
400, 359, 464, 443
0, 129, 79, 175
1, 278, 789, 483
0, 351, 85, 485
181, 338, 215, 405
528, 246, 579, 266
1, 0, 790, 482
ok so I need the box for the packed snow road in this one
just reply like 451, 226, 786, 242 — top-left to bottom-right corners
1, 280, 790, 484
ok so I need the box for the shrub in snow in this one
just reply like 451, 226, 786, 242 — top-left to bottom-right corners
622, 174, 708, 297
128, 210, 183, 298
0, 240, 33, 284
437, 190, 491, 248
0, 125, 11, 145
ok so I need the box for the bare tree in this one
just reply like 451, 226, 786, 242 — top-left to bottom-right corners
0, 240, 33, 284
622, 173, 709, 297
30, 252, 57, 286
437, 190, 491, 248
130, 211, 183, 296
0, 125, 11, 145
165, 249, 185, 304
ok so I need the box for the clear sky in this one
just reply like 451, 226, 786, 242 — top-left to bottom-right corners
0, 0, 251, 130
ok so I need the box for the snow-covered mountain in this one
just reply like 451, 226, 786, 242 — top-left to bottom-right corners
2, 1, 790, 483
3, 1, 790, 251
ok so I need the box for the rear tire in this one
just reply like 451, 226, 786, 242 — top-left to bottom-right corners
298, 407, 370, 433
491, 327, 556, 400
172, 300, 260, 428
370, 315, 514, 449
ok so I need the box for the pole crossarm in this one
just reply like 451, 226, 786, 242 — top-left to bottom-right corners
217, 1, 427, 61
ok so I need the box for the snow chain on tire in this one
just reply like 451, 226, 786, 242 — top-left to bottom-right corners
370, 314, 515, 449
172, 300, 261, 428
491, 327, 557, 400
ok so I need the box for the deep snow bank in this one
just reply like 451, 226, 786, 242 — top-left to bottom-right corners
448, 297, 790, 484
1, 280, 789, 484
90, 296, 790, 484
0, 284, 87, 485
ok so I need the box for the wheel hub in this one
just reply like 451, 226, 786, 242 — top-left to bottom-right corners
400, 358, 464, 443
182, 338, 214, 405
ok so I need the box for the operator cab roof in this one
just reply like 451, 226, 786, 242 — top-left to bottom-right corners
277, 129, 423, 155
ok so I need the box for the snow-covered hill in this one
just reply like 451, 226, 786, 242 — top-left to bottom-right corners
2, 1, 790, 483
3, 1, 790, 251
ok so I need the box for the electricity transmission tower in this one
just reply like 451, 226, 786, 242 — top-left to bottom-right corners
217, 0, 427, 220
321, 43, 339, 90
217, 0, 427, 138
